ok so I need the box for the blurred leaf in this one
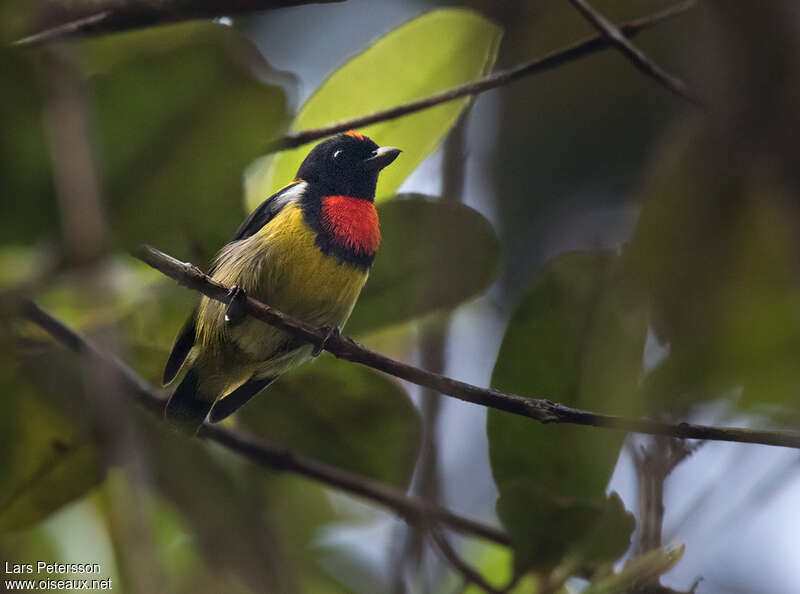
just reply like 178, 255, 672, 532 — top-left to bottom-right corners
246, 8, 502, 208
0, 441, 103, 533
461, 541, 537, 594
347, 194, 500, 335
0, 0, 37, 42
239, 354, 420, 489
0, 361, 104, 533
578, 491, 636, 564
484, 0, 681, 297
583, 545, 685, 594
0, 245, 50, 291
145, 422, 294, 593
627, 126, 800, 413
146, 418, 354, 593
37, 255, 164, 328
80, 22, 289, 257
488, 251, 646, 571
0, 49, 56, 245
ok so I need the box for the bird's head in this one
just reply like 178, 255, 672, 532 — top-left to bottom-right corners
295, 131, 401, 201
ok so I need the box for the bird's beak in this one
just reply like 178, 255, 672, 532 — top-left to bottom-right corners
364, 146, 402, 171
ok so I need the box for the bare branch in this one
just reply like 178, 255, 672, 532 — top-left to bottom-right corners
13, 11, 111, 47
266, 0, 697, 153
21, 301, 509, 547
13, 0, 343, 47
428, 526, 502, 594
134, 244, 800, 451
567, 0, 700, 105
39, 46, 108, 265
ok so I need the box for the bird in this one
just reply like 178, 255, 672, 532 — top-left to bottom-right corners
162, 131, 401, 431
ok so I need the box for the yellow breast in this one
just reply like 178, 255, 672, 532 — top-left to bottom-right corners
196, 202, 369, 356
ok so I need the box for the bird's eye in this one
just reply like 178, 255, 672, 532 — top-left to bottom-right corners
332, 149, 344, 161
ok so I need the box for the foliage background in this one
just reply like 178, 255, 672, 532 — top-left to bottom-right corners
2, 1, 800, 593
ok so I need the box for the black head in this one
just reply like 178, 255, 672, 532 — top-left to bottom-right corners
295, 131, 401, 201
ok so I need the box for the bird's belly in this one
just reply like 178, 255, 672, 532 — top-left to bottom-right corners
228, 204, 369, 359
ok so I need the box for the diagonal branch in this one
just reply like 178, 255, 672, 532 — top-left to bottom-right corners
567, 0, 700, 105
134, 244, 800, 451
428, 526, 502, 594
12, 0, 343, 47
21, 300, 509, 547
265, 0, 697, 153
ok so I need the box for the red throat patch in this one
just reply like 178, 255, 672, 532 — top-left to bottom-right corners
321, 196, 381, 255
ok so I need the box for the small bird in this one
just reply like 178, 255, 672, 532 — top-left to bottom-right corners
163, 131, 400, 431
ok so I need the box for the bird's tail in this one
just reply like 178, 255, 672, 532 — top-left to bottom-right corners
164, 368, 215, 433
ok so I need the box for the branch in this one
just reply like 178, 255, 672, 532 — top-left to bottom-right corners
428, 526, 502, 594
567, 0, 700, 106
135, 244, 800, 450
632, 437, 703, 557
21, 301, 508, 547
265, 0, 697, 153
13, 0, 343, 47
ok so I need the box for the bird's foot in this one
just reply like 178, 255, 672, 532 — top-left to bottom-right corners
224, 285, 247, 326
312, 326, 340, 357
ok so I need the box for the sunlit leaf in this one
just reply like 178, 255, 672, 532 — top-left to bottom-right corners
347, 194, 500, 335
246, 8, 502, 208
488, 251, 646, 571
238, 354, 420, 489
461, 541, 537, 594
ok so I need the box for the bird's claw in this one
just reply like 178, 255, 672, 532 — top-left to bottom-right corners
224, 285, 247, 326
313, 326, 340, 357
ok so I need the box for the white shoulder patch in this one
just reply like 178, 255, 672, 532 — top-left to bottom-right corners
274, 181, 308, 209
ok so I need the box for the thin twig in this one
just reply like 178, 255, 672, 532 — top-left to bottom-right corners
265, 0, 697, 152
428, 526, 502, 594
12, 0, 343, 46
13, 11, 111, 46
134, 244, 800, 451
21, 301, 509, 547
567, 0, 700, 105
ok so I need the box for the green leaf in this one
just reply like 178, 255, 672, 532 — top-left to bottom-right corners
627, 126, 800, 414
0, 442, 104, 533
81, 22, 289, 256
461, 542, 537, 594
0, 361, 105, 533
347, 194, 500, 335
487, 251, 646, 571
246, 8, 502, 209
238, 354, 420, 489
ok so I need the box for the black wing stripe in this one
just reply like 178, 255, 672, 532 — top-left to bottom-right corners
162, 310, 197, 386
208, 376, 277, 422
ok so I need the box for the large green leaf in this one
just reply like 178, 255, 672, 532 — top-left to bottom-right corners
246, 8, 502, 209
347, 194, 500, 335
81, 22, 289, 257
237, 354, 420, 489
487, 251, 647, 571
